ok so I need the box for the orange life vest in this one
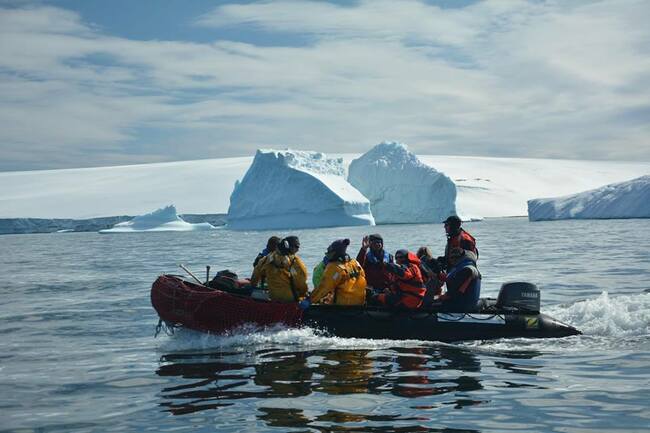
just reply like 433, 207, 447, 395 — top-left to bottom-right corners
392, 252, 427, 309
445, 229, 478, 267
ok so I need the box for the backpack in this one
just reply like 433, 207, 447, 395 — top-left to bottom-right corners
208, 269, 252, 296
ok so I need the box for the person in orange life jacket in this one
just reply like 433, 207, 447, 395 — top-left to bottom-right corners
300, 239, 366, 309
416, 246, 445, 306
441, 215, 478, 270
437, 248, 481, 311
356, 233, 394, 292
373, 249, 426, 309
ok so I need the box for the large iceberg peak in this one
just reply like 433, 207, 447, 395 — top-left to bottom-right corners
357, 141, 423, 170
348, 142, 457, 224
259, 149, 346, 177
228, 149, 374, 230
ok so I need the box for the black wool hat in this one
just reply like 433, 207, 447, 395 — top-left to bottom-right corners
327, 238, 350, 256
285, 236, 300, 248
444, 215, 462, 230
395, 249, 408, 259
267, 236, 281, 250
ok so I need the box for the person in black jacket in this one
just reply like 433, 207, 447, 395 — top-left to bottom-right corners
416, 246, 444, 306
441, 215, 478, 270
438, 248, 481, 311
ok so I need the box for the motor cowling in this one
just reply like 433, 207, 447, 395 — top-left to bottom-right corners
496, 282, 540, 313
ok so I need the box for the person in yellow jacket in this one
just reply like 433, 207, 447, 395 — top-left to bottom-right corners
301, 239, 367, 308
250, 236, 308, 302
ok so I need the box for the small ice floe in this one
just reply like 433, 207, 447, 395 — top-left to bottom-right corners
99, 205, 216, 233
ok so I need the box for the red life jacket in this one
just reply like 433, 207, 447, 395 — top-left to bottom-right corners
445, 229, 478, 267
356, 247, 394, 289
392, 252, 426, 309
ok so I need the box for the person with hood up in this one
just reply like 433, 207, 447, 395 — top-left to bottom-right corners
253, 236, 281, 268
356, 233, 394, 292
251, 236, 308, 302
416, 246, 445, 305
251, 235, 281, 288
301, 239, 367, 308
374, 249, 427, 309
441, 216, 478, 270
437, 248, 481, 311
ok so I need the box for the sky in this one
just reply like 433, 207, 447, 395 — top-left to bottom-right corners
0, 0, 649, 171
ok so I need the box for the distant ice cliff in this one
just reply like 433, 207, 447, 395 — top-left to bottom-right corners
528, 175, 650, 221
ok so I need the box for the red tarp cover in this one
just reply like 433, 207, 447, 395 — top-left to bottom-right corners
151, 275, 303, 334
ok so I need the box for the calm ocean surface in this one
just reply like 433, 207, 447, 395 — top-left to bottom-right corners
1, 218, 649, 433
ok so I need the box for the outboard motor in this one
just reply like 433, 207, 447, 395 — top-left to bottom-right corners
496, 282, 540, 313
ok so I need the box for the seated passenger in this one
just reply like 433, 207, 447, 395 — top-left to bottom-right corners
312, 255, 328, 288
356, 233, 394, 292
250, 236, 308, 302
442, 216, 478, 270
416, 246, 444, 300
251, 235, 281, 288
374, 249, 426, 309
253, 236, 281, 267
305, 239, 367, 307
437, 248, 481, 311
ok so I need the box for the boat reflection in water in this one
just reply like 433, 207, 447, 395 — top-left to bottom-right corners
155, 343, 544, 431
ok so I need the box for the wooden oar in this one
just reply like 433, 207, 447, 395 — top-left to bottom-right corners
179, 264, 205, 285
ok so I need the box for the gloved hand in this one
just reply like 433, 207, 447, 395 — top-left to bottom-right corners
427, 257, 441, 274
298, 299, 311, 310
385, 263, 405, 277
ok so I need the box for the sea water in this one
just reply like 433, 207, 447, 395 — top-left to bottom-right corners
1, 217, 648, 432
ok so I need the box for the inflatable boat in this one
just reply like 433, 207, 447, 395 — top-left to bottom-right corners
150, 274, 581, 342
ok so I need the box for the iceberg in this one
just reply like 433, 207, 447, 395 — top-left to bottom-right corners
348, 142, 457, 224
99, 205, 216, 233
528, 175, 650, 221
227, 149, 374, 230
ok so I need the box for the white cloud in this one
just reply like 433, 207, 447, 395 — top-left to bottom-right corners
0, 1, 649, 170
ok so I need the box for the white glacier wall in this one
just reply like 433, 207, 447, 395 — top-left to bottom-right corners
2, 154, 649, 223
99, 205, 216, 232
227, 149, 374, 230
348, 142, 457, 224
528, 175, 650, 221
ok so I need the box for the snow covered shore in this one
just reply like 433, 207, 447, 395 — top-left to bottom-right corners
1, 154, 648, 223
528, 176, 650, 221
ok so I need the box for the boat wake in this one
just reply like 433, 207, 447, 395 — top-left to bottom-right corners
156, 323, 429, 353
468, 291, 650, 353
548, 291, 650, 338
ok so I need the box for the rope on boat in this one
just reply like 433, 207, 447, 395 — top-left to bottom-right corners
316, 309, 505, 322
466, 313, 506, 321
405, 310, 436, 321
154, 318, 178, 337
437, 313, 506, 322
